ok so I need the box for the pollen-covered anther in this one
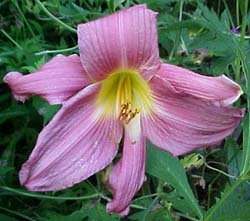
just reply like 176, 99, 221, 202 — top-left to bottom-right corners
118, 103, 140, 124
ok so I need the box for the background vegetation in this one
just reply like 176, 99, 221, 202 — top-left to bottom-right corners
0, 0, 249, 220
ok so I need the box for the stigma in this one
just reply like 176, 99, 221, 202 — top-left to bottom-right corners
118, 102, 140, 124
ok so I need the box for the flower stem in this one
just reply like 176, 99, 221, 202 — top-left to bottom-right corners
237, 0, 250, 175
35, 0, 77, 34
142, 196, 160, 220
175, 212, 201, 221
0, 206, 36, 221
0, 29, 22, 49
132, 193, 160, 202
12, 0, 36, 38
204, 175, 246, 221
35, 45, 78, 55
204, 161, 236, 179
236, 0, 240, 27
235, 0, 248, 83
0, 186, 99, 200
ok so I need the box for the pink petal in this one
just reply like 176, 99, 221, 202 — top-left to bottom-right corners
141, 75, 244, 157
107, 126, 146, 216
77, 4, 159, 81
157, 63, 243, 106
19, 83, 122, 191
4, 54, 90, 104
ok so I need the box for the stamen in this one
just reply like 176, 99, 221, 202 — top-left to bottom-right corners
118, 102, 140, 124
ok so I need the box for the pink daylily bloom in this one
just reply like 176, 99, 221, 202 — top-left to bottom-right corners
4, 4, 244, 216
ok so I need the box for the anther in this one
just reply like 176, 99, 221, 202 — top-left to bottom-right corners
118, 102, 140, 124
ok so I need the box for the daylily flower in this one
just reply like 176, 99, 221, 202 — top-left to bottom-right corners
4, 4, 244, 216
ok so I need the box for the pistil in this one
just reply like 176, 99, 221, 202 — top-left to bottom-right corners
96, 71, 153, 123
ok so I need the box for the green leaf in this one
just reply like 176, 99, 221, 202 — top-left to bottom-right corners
239, 42, 250, 174
205, 181, 250, 221
129, 207, 175, 221
38, 202, 120, 221
0, 167, 14, 175
32, 97, 61, 125
0, 214, 18, 221
146, 143, 203, 219
0, 106, 28, 124
226, 138, 242, 179
0, 130, 23, 169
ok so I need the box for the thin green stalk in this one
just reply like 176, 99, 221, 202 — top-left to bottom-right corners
179, 0, 188, 55
35, 45, 78, 55
99, 193, 111, 202
82, 0, 93, 11
206, 173, 220, 209
132, 193, 160, 202
1, 29, 22, 49
175, 212, 201, 221
0, 206, 36, 221
235, 0, 248, 83
234, 34, 250, 39
169, 0, 186, 60
204, 176, 245, 221
12, 0, 36, 38
142, 196, 160, 221
0, 186, 99, 200
179, 0, 184, 21
222, 0, 234, 28
216, 0, 221, 15
233, 1, 250, 174
236, 0, 240, 27
130, 204, 147, 210
241, 114, 250, 174
98, 192, 151, 211
35, 0, 77, 33
204, 161, 236, 179
0, 0, 8, 7
239, 45, 250, 174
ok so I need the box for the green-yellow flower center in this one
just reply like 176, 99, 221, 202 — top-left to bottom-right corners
96, 70, 153, 124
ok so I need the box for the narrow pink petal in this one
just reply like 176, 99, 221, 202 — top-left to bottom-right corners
141, 75, 244, 157
4, 54, 90, 104
107, 126, 146, 216
77, 4, 159, 81
157, 63, 243, 106
19, 83, 122, 191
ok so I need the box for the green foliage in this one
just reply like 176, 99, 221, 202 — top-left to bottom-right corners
146, 143, 202, 219
32, 97, 61, 125
180, 153, 204, 169
0, 214, 18, 221
1, 0, 250, 220
129, 207, 175, 221
37, 202, 120, 221
204, 179, 250, 221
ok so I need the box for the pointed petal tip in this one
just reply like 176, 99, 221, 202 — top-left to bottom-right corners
157, 63, 243, 107
4, 55, 90, 105
144, 75, 245, 157
220, 75, 243, 106
107, 128, 146, 216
